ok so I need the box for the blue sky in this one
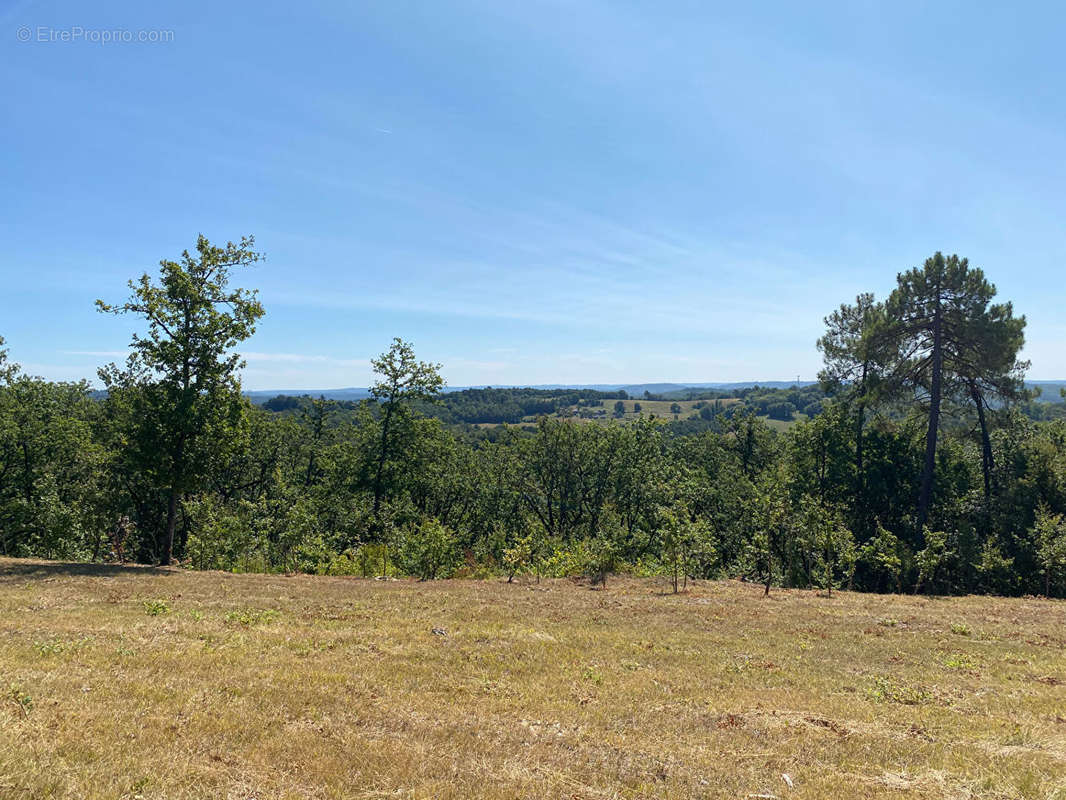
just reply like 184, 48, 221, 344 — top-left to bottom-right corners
2, 1, 1064, 390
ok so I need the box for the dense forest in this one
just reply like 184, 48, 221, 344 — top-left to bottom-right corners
1, 237, 1065, 596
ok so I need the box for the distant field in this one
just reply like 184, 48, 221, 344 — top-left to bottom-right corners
762, 416, 801, 432
472, 398, 745, 428
608, 398, 740, 419
1, 559, 1063, 799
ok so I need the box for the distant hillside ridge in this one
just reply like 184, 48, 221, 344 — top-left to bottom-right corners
244, 381, 822, 403
245, 380, 1065, 404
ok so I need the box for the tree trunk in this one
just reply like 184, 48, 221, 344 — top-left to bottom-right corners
161, 433, 186, 566
970, 382, 994, 507
372, 403, 394, 520
162, 486, 178, 565
764, 526, 774, 595
855, 361, 868, 505
825, 535, 833, 597
917, 295, 943, 529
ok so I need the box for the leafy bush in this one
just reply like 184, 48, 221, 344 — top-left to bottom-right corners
582, 535, 619, 587
396, 518, 460, 580
142, 599, 170, 616
865, 676, 934, 705
224, 608, 280, 626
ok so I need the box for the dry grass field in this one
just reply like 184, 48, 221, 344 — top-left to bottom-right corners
0, 558, 1064, 799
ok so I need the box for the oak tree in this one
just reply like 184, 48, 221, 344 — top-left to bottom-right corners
97, 235, 264, 564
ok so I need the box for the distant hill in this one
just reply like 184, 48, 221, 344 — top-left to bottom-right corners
1029, 381, 1066, 402
243, 381, 821, 404
244, 387, 372, 402
99, 379, 1062, 406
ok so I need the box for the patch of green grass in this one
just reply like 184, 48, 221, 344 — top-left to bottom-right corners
6, 684, 33, 716
33, 636, 92, 656
865, 675, 936, 705
141, 598, 170, 616
33, 638, 66, 656
223, 607, 280, 626
940, 651, 979, 670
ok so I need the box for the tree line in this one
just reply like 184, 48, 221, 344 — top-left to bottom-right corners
1, 238, 1064, 595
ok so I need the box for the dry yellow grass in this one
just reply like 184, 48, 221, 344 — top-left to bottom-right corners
0, 558, 1064, 799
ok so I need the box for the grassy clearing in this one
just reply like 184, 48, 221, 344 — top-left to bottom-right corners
599, 398, 744, 421
761, 416, 800, 432
472, 399, 744, 428
0, 559, 1064, 799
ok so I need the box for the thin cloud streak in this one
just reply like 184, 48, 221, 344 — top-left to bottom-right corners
242, 352, 370, 368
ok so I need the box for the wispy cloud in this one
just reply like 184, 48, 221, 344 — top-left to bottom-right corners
443, 357, 509, 371
242, 352, 369, 368
63, 350, 128, 358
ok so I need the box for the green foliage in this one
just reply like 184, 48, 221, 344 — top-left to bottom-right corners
974, 537, 1016, 595
224, 608, 280, 626
395, 518, 460, 580
1032, 506, 1066, 596
0, 248, 1063, 597
582, 533, 620, 587
368, 338, 444, 527
142, 599, 170, 616
797, 498, 856, 595
96, 235, 265, 564
915, 528, 956, 595
6, 684, 33, 716
878, 253, 1028, 527
659, 504, 715, 592
859, 523, 905, 593
502, 532, 540, 582
940, 651, 979, 670
866, 676, 934, 705
0, 376, 105, 560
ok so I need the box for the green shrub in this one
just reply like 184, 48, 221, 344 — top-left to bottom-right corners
354, 543, 394, 578
142, 599, 170, 616
865, 676, 934, 705
224, 608, 280, 626
582, 535, 619, 588
397, 518, 460, 580
6, 684, 32, 716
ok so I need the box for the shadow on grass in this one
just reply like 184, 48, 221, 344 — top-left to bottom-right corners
0, 558, 175, 583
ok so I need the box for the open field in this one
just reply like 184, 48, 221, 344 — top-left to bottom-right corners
471, 399, 746, 428
761, 416, 801, 432
0, 559, 1064, 799
607, 399, 737, 420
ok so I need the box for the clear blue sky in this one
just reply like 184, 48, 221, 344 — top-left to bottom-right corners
2, 1, 1064, 390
